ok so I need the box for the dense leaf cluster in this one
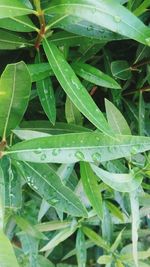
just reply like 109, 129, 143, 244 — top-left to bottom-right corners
0, 0, 150, 266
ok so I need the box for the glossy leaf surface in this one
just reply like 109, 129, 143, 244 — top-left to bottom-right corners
0, 61, 31, 138
15, 161, 87, 217
7, 133, 150, 163
42, 39, 112, 135
0, 0, 34, 18
45, 0, 150, 45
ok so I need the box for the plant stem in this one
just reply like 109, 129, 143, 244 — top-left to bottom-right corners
34, 0, 46, 50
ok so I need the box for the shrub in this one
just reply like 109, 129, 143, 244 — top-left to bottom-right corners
0, 0, 150, 266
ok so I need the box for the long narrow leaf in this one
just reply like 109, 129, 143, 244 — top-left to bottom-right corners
6, 133, 150, 163
45, 0, 150, 46
42, 39, 112, 135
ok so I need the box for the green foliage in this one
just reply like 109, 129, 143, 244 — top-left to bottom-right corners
0, 0, 150, 266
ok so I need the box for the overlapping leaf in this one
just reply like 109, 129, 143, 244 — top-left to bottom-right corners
0, 61, 31, 138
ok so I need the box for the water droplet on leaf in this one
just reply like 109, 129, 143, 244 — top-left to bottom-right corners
75, 151, 85, 160
41, 153, 47, 161
114, 16, 121, 23
145, 37, 150, 46
92, 152, 101, 162
87, 25, 93, 31
131, 146, 138, 155
52, 148, 61, 156
34, 148, 42, 154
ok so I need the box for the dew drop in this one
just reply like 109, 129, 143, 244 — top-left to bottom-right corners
145, 37, 150, 46
9, 193, 15, 198
92, 152, 101, 162
34, 148, 42, 154
99, 28, 105, 34
52, 148, 61, 156
75, 151, 85, 160
27, 176, 31, 182
96, 136, 100, 141
131, 146, 138, 155
41, 153, 47, 161
33, 185, 38, 190
51, 199, 59, 205
108, 146, 114, 153
71, 79, 80, 90
114, 16, 121, 23
44, 88, 49, 94
87, 25, 93, 31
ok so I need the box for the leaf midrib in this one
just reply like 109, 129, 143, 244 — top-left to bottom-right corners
2, 65, 16, 139
43, 38, 109, 135
23, 162, 85, 215
45, 3, 147, 39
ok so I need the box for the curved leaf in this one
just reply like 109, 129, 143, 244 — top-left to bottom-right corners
0, 61, 31, 138
0, 229, 19, 267
105, 99, 131, 135
0, 0, 34, 18
0, 16, 37, 32
15, 161, 88, 217
45, 0, 150, 46
0, 165, 4, 229
43, 39, 112, 135
80, 162, 103, 219
0, 29, 33, 50
91, 164, 143, 192
72, 62, 121, 89
6, 133, 150, 163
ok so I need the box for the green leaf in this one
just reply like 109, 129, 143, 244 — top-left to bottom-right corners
14, 215, 47, 240
42, 38, 112, 135
76, 228, 87, 267
56, 16, 128, 41
40, 226, 77, 252
129, 190, 140, 267
0, 61, 31, 139
21, 120, 92, 134
105, 201, 124, 222
115, 259, 125, 267
27, 63, 53, 82
13, 129, 50, 140
44, 0, 150, 46
105, 99, 131, 135
72, 62, 121, 89
0, 164, 5, 229
15, 161, 88, 217
36, 220, 72, 232
49, 31, 101, 47
80, 162, 103, 219
134, 0, 150, 16
0, 0, 34, 18
138, 92, 145, 136
0, 15, 37, 32
110, 229, 124, 252
36, 53, 56, 125
1, 157, 22, 209
7, 133, 150, 163
91, 164, 143, 192
82, 226, 109, 251
111, 60, 132, 80
37, 255, 55, 267
0, 229, 19, 267
17, 232, 39, 267
62, 240, 93, 261
97, 255, 112, 264
0, 29, 33, 50
65, 96, 83, 125
37, 76, 56, 125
